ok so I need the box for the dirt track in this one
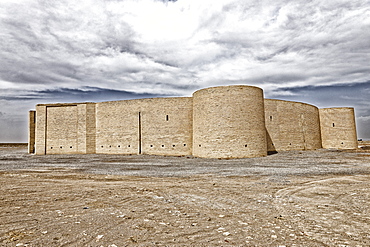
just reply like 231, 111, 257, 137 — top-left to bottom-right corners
1, 146, 370, 246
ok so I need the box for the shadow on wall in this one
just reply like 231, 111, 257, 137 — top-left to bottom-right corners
266, 130, 278, 155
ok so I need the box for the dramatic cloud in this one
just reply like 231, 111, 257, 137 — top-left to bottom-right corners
1, 0, 370, 141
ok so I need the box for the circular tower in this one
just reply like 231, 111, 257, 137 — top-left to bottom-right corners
264, 99, 322, 152
192, 85, 267, 159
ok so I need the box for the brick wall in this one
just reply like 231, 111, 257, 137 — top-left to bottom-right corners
319, 108, 357, 149
95, 97, 193, 156
35, 103, 96, 155
264, 99, 322, 152
46, 105, 78, 154
192, 85, 267, 159
32, 85, 358, 157
35, 105, 46, 155
28, 110, 36, 153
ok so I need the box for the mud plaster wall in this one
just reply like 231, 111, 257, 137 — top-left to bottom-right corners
264, 99, 322, 152
319, 108, 357, 149
192, 85, 267, 159
96, 97, 193, 156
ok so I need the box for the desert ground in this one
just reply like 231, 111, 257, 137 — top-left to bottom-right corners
1, 144, 370, 246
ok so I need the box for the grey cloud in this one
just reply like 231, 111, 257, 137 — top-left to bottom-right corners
1, 87, 171, 103
1, 0, 370, 141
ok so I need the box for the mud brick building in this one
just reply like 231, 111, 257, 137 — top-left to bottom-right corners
28, 85, 357, 159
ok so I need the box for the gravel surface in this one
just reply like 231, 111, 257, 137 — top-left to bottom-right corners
1, 145, 370, 246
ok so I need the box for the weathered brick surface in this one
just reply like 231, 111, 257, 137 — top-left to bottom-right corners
28, 110, 36, 153
32, 85, 358, 158
264, 99, 322, 152
319, 108, 357, 149
35, 105, 46, 155
140, 97, 193, 156
193, 85, 267, 158
46, 105, 78, 154
85, 103, 96, 154
95, 97, 193, 156
35, 103, 96, 155
96, 100, 140, 154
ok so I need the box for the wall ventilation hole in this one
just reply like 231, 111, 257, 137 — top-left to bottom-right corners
162, 145, 165, 147
184, 144, 186, 147
70, 146, 72, 148
245, 144, 248, 147
269, 116, 273, 121
272, 143, 274, 146
60, 146, 62, 149
333, 123, 335, 127
172, 145, 175, 147
150, 145, 153, 147
128, 145, 131, 147
109, 145, 111, 148
118, 145, 120, 148
199, 144, 201, 147
166, 115, 169, 121
101, 146, 103, 148
289, 143, 292, 145
341, 142, 344, 144
50, 147, 53, 149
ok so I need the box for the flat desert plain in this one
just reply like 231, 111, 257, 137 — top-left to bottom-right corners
1, 145, 370, 246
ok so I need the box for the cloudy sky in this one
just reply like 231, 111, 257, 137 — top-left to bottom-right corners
1, 0, 369, 142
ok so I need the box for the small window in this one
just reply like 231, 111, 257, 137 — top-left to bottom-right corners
184, 144, 186, 146
70, 146, 72, 148
50, 147, 53, 149
128, 145, 131, 147
150, 145, 153, 147
269, 116, 273, 121
109, 145, 111, 148
245, 144, 248, 147
162, 145, 165, 147
166, 115, 169, 121
60, 146, 62, 149
199, 144, 201, 147
118, 145, 120, 148
341, 142, 344, 144
332, 123, 335, 127
172, 144, 175, 147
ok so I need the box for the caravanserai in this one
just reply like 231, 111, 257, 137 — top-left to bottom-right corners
28, 85, 358, 159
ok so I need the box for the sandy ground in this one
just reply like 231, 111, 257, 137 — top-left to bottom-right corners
1, 145, 370, 246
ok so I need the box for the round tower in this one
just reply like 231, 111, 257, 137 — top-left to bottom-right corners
264, 99, 322, 152
192, 85, 267, 158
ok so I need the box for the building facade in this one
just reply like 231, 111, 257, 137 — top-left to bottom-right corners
28, 85, 358, 159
